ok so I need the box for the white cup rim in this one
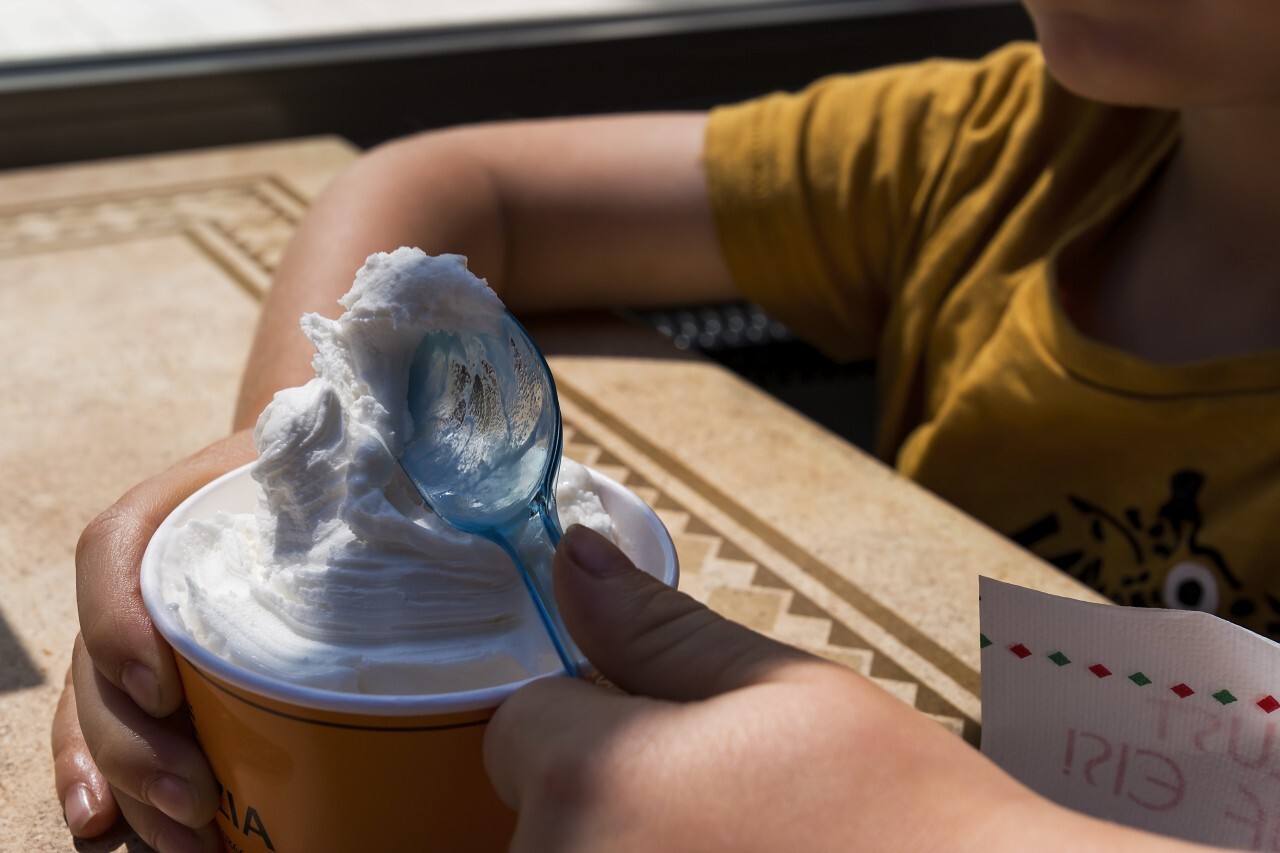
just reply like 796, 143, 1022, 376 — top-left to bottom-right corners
140, 461, 678, 716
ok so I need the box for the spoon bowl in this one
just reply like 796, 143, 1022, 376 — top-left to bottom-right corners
401, 310, 583, 676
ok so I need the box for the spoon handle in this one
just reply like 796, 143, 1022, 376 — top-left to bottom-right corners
494, 502, 590, 679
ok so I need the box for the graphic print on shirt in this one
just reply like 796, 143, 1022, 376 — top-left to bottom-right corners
1009, 470, 1277, 639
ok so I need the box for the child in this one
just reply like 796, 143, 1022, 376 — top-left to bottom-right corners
52, 0, 1280, 848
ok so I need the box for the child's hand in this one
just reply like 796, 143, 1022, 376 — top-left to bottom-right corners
485, 527, 1208, 853
51, 431, 257, 851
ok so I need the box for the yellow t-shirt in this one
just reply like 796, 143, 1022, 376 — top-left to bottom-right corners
704, 42, 1280, 637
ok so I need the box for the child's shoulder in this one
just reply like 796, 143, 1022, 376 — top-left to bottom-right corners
796, 40, 1166, 170
896, 41, 1152, 132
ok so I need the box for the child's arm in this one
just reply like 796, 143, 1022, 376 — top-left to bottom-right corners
234, 112, 735, 426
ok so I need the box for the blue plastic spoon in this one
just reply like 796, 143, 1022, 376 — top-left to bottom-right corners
400, 310, 584, 677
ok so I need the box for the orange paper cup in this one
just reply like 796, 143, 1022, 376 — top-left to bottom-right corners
141, 462, 678, 853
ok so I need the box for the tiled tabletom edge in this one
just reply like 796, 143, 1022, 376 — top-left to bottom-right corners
557, 381, 981, 744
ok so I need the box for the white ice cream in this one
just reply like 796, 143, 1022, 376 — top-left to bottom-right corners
162, 249, 615, 694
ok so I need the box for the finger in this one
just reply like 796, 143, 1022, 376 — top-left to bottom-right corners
76, 430, 256, 716
113, 785, 224, 853
51, 661, 119, 837
484, 675, 669, 816
554, 525, 818, 701
72, 635, 220, 830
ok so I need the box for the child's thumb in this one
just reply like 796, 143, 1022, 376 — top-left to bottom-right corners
553, 525, 812, 701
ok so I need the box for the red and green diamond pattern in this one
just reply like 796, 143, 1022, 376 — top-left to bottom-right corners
981, 633, 1272, 713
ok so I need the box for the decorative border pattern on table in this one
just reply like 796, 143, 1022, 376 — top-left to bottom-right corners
558, 390, 978, 742
0, 175, 307, 298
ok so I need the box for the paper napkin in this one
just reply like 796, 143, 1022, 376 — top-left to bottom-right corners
981, 576, 1280, 849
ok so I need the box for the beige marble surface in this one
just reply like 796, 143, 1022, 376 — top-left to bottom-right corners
0, 137, 355, 852
0, 136, 1100, 852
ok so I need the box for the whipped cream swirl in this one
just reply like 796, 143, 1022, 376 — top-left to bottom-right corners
164, 249, 613, 693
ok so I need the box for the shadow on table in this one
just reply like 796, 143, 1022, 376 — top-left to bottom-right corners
0, 609, 44, 692
73, 822, 150, 852
527, 310, 704, 362
628, 301, 880, 451
532, 305, 879, 453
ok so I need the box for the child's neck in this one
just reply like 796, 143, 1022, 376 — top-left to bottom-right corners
1068, 101, 1280, 365
1178, 103, 1280, 239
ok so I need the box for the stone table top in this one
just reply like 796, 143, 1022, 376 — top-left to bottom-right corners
0, 136, 1100, 851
